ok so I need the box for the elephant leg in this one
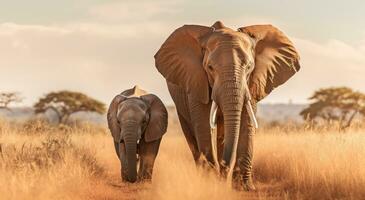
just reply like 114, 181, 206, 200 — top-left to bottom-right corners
233, 109, 256, 191
188, 99, 214, 166
167, 82, 200, 163
138, 138, 161, 181
177, 112, 200, 162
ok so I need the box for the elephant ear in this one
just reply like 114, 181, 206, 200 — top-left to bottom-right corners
154, 25, 212, 104
107, 95, 126, 143
238, 25, 300, 102
141, 94, 168, 142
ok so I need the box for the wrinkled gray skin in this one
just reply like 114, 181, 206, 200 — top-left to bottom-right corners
107, 86, 168, 183
154, 21, 300, 190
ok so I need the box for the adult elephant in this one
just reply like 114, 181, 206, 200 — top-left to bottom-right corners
154, 21, 300, 190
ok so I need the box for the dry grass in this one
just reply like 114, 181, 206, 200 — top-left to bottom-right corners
254, 129, 365, 199
0, 118, 365, 200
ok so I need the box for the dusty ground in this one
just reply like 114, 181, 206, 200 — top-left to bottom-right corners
1, 119, 365, 200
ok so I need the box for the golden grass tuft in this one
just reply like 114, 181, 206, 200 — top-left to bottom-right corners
0, 120, 105, 200
254, 130, 365, 199
0, 118, 365, 200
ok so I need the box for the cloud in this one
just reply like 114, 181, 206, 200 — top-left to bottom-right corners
0, 0, 184, 107
1, 20, 365, 106
0, 22, 170, 105
88, 0, 182, 22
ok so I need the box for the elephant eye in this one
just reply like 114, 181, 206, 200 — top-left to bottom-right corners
246, 62, 255, 74
143, 116, 149, 125
142, 118, 148, 131
208, 65, 214, 71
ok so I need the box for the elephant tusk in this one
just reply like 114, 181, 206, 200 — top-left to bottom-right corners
210, 101, 218, 129
246, 101, 259, 129
210, 101, 220, 171
226, 131, 239, 186
243, 81, 259, 129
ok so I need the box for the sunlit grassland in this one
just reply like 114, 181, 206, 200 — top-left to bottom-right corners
0, 119, 364, 200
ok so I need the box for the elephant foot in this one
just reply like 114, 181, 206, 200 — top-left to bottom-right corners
121, 169, 129, 182
137, 177, 152, 183
233, 177, 256, 191
242, 179, 256, 191
138, 168, 154, 182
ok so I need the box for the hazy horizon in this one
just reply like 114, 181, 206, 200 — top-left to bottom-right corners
1, 0, 365, 106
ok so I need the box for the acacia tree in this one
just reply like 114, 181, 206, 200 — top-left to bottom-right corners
0, 92, 22, 111
34, 91, 106, 124
300, 87, 365, 130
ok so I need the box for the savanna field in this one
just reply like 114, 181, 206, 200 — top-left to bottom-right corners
1, 119, 365, 200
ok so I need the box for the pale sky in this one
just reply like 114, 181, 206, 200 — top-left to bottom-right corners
1, 0, 365, 106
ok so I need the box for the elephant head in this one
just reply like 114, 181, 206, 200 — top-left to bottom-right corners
107, 94, 168, 182
155, 21, 300, 175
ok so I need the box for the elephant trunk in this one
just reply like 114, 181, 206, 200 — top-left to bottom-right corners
219, 68, 245, 179
122, 124, 138, 183
221, 89, 244, 176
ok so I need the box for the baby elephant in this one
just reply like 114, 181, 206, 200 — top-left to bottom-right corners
107, 86, 168, 182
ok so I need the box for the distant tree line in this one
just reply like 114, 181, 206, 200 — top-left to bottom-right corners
2, 87, 365, 128
0, 92, 22, 111
0, 91, 106, 124
300, 87, 365, 130
34, 91, 106, 124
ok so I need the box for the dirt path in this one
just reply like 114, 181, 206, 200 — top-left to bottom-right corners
84, 135, 282, 200
86, 171, 143, 200
86, 171, 281, 200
